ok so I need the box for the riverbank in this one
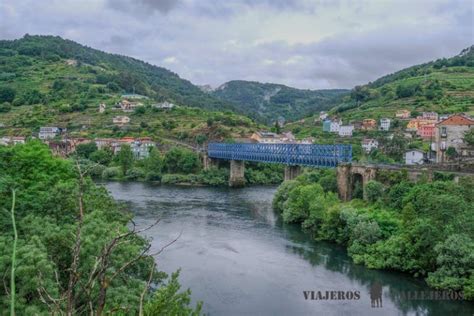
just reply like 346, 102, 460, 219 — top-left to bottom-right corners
273, 169, 474, 300
105, 181, 474, 315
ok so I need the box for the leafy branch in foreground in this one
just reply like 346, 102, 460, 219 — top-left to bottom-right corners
0, 141, 202, 315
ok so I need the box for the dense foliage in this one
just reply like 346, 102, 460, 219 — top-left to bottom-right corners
212, 80, 347, 123
273, 170, 474, 299
76, 144, 283, 186
0, 34, 234, 112
333, 46, 474, 119
0, 141, 202, 314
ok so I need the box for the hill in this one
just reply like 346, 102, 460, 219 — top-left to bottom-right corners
0, 34, 236, 112
283, 46, 474, 162
211, 80, 347, 123
0, 35, 261, 144
330, 45, 474, 121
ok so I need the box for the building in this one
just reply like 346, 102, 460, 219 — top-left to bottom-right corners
422, 112, 438, 121
406, 118, 437, 132
405, 150, 425, 165
39, 127, 62, 140
330, 119, 341, 133
65, 59, 77, 66
351, 121, 363, 130
435, 114, 474, 163
0, 136, 26, 146
361, 138, 379, 153
379, 118, 391, 131
119, 100, 143, 112
121, 93, 148, 99
153, 101, 175, 109
250, 131, 282, 143
362, 119, 377, 131
280, 132, 296, 143
396, 109, 411, 119
113, 116, 130, 126
322, 120, 332, 132
319, 111, 328, 121
338, 125, 354, 137
417, 124, 436, 139
95, 138, 115, 150
131, 137, 156, 159
99, 103, 106, 113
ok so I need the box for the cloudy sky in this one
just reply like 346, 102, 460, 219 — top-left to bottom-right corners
0, 0, 472, 89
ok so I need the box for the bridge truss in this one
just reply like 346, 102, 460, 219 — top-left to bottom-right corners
208, 143, 352, 167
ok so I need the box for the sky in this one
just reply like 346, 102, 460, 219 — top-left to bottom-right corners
0, 0, 472, 90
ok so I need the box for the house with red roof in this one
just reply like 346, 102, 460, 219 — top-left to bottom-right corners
434, 114, 474, 162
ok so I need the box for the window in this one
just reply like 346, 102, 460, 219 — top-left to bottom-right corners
441, 127, 447, 137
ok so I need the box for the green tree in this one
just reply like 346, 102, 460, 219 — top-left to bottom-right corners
117, 144, 134, 175
90, 148, 113, 165
365, 180, 384, 202
0, 86, 16, 103
164, 147, 201, 174
464, 129, 474, 146
75, 142, 97, 159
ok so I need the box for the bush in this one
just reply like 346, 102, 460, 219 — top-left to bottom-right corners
0, 102, 12, 113
126, 167, 146, 180
0, 86, 16, 103
198, 167, 227, 186
164, 147, 201, 174
365, 180, 384, 202
146, 171, 162, 182
102, 166, 122, 179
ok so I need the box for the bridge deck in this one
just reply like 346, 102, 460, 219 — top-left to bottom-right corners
208, 143, 352, 167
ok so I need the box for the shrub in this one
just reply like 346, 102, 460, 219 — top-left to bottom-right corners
102, 166, 122, 179
126, 167, 146, 180
146, 171, 162, 182
365, 180, 384, 202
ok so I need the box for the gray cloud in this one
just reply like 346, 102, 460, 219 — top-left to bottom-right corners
107, 0, 181, 15
0, 0, 472, 89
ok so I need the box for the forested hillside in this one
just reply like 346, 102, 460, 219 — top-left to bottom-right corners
212, 80, 347, 123
0, 34, 235, 112
0, 35, 263, 144
331, 45, 474, 120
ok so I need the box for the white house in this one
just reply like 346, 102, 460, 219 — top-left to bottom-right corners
405, 150, 425, 165
380, 118, 391, 131
153, 101, 175, 109
39, 127, 62, 140
338, 125, 354, 137
330, 120, 341, 133
0, 136, 26, 145
362, 138, 379, 153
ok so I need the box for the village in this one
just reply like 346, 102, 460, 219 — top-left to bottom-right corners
1, 95, 473, 166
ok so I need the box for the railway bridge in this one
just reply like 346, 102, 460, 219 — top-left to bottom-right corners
206, 142, 474, 200
206, 142, 352, 187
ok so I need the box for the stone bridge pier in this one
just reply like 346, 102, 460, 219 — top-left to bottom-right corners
284, 165, 301, 181
229, 160, 246, 187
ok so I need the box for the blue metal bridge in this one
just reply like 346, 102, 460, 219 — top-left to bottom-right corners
208, 143, 352, 168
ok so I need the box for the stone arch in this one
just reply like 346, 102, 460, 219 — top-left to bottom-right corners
351, 172, 364, 200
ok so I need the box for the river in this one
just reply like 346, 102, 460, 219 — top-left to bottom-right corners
103, 182, 474, 316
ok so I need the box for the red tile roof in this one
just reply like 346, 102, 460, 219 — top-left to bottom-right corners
437, 115, 474, 126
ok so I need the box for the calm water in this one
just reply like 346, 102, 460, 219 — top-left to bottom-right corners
103, 182, 474, 316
